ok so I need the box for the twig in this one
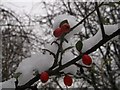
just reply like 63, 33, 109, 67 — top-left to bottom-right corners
74, 63, 91, 68
42, 49, 56, 58
70, 2, 104, 31
95, 2, 107, 39
54, 78, 63, 90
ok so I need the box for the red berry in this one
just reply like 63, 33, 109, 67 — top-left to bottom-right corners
61, 23, 70, 33
53, 28, 63, 37
40, 71, 49, 83
82, 54, 92, 65
63, 75, 73, 86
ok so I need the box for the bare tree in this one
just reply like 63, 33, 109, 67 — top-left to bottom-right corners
0, 7, 36, 81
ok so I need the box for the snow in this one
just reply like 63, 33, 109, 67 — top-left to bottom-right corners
16, 52, 54, 85
5, 37, 77, 86
82, 24, 118, 53
82, 29, 102, 53
45, 38, 77, 75
44, 38, 58, 54
53, 14, 83, 41
2, 78, 16, 89
62, 51, 77, 74
104, 24, 118, 35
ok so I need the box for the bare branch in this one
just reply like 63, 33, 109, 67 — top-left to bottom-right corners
95, 2, 107, 39
70, 2, 104, 32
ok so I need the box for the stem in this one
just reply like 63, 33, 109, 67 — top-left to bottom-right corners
49, 37, 64, 70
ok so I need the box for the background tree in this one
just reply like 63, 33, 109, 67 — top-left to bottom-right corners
0, 7, 39, 81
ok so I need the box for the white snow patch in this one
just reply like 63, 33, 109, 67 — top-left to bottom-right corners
104, 24, 118, 35
62, 51, 77, 74
2, 78, 16, 89
16, 52, 54, 85
82, 29, 102, 53
44, 38, 58, 54
82, 24, 118, 53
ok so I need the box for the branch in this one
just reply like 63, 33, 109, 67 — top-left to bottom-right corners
16, 28, 120, 90
85, 28, 120, 54
42, 49, 56, 58
95, 2, 107, 38
74, 63, 91, 68
16, 74, 40, 90
70, 2, 104, 31
54, 78, 63, 90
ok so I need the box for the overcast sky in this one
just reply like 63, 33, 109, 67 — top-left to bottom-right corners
0, 0, 115, 15
0, 0, 57, 16
1, 2, 42, 15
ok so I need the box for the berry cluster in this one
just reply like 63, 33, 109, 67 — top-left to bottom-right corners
53, 20, 70, 38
